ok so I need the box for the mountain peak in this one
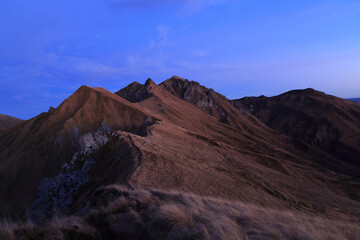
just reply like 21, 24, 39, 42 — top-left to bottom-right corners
76, 85, 97, 93
145, 78, 157, 87
116, 78, 157, 103
283, 88, 324, 97
170, 75, 185, 81
129, 81, 142, 87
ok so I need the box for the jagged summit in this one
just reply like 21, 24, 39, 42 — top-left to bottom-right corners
159, 76, 263, 130
116, 78, 158, 103
118, 77, 272, 132
145, 78, 157, 87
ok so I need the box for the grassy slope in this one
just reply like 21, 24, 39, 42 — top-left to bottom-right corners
1, 186, 359, 240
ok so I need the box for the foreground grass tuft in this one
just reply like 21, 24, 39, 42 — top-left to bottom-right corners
1, 185, 359, 239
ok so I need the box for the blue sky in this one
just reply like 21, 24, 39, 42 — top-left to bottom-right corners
1, 0, 360, 119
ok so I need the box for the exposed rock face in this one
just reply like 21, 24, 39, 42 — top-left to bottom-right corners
231, 88, 360, 167
29, 129, 145, 222
79, 132, 110, 154
0, 114, 23, 129
160, 76, 230, 123
115, 78, 156, 103
30, 132, 110, 222
117, 76, 268, 133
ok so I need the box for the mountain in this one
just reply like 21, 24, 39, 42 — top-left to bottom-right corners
115, 79, 360, 213
1, 80, 360, 239
348, 98, 360, 103
0, 114, 23, 129
231, 88, 360, 171
0, 86, 156, 218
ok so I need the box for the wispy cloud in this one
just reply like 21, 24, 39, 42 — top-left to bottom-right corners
105, 0, 183, 9
72, 59, 125, 76
300, 0, 360, 21
179, 0, 226, 15
289, 0, 360, 28
105, 0, 227, 14
155, 25, 171, 47
192, 45, 212, 57
126, 26, 174, 74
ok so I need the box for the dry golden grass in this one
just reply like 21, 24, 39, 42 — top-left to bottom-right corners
85, 185, 360, 240
0, 217, 97, 240
1, 185, 359, 239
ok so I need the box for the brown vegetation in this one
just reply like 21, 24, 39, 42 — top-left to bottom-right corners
2, 186, 358, 240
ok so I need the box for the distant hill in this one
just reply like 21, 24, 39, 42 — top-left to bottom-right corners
348, 98, 360, 103
231, 88, 360, 172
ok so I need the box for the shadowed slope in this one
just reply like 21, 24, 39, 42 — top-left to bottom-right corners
115, 79, 156, 103
159, 76, 262, 131
0, 86, 155, 219
231, 88, 360, 167
0, 114, 23, 129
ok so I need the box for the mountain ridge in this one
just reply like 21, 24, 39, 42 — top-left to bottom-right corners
0, 78, 360, 239
231, 88, 360, 170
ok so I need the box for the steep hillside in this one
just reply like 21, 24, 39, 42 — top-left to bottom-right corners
231, 88, 360, 170
0, 86, 155, 218
114, 80, 360, 220
0, 114, 23, 129
159, 76, 260, 131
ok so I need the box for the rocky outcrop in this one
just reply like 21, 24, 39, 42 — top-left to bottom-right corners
115, 78, 156, 103
159, 76, 251, 128
30, 132, 110, 222
29, 130, 144, 223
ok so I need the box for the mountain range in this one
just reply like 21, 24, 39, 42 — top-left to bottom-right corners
0, 76, 359, 239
